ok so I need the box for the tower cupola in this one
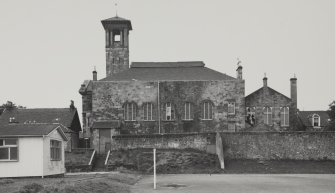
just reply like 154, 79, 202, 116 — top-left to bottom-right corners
101, 16, 132, 77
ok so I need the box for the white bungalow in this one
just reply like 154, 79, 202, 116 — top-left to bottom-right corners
0, 123, 68, 178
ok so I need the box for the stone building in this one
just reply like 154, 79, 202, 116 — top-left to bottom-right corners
245, 75, 298, 131
79, 16, 245, 153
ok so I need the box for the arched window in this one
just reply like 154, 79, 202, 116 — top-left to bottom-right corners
164, 102, 175, 121
312, 114, 320, 127
183, 102, 193, 120
280, 107, 289, 126
124, 102, 137, 121
246, 107, 256, 125
202, 101, 213, 120
263, 107, 273, 125
143, 102, 153, 121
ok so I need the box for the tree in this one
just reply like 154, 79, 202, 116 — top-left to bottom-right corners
327, 101, 335, 130
0, 101, 26, 111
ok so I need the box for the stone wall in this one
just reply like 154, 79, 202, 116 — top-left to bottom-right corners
245, 85, 295, 130
92, 80, 245, 135
110, 132, 335, 160
111, 133, 214, 152
221, 132, 335, 160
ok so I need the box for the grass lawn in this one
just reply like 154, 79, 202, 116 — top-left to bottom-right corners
0, 172, 141, 193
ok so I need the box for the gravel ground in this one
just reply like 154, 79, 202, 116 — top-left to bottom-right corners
0, 172, 141, 193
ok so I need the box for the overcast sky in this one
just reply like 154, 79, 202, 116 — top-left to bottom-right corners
0, 0, 334, 115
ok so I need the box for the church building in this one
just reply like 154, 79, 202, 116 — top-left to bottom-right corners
79, 16, 245, 153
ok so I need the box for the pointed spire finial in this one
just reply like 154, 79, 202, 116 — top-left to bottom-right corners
115, 2, 118, 17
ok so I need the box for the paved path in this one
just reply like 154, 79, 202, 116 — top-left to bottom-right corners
131, 174, 335, 193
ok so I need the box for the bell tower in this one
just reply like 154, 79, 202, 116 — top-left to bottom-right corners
101, 16, 132, 77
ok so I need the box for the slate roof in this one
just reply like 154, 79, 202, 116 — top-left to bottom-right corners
298, 111, 330, 127
100, 61, 235, 81
0, 123, 68, 140
0, 108, 80, 133
101, 16, 132, 30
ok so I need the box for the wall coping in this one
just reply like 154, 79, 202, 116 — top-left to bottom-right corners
112, 131, 335, 139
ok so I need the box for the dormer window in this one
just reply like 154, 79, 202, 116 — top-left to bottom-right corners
312, 114, 321, 127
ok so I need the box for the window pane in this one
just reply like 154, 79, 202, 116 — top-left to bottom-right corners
0, 139, 3, 146
0, 148, 9, 160
10, 147, 18, 160
143, 103, 147, 120
208, 103, 212, 119
5, 139, 17, 145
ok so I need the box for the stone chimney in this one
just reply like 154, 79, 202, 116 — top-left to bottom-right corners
236, 65, 243, 80
93, 68, 97, 81
290, 75, 297, 110
263, 75, 268, 88
70, 100, 75, 110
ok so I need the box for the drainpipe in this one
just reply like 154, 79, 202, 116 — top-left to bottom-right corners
158, 81, 161, 134
41, 135, 45, 179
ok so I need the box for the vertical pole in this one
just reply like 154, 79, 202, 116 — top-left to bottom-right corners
158, 81, 161, 134
153, 148, 156, 189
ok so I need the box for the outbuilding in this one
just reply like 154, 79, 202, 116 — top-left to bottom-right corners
0, 123, 68, 178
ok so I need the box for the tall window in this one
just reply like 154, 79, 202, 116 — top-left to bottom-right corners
228, 102, 235, 115
124, 102, 137, 121
312, 114, 320, 127
50, 140, 61, 161
165, 102, 175, 121
280, 107, 289, 126
183, 102, 193, 120
143, 103, 153, 121
202, 101, 213, 120
246, 107, 256, 125
263, 107, 273, 125
0, 139, 18, 161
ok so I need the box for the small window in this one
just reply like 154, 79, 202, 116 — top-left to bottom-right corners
50, 140, 61, 161
124, 102, 137, 121
228, 102, 235, 115
143, 103, 153, 121
228, 122, 236, 132
202, 101, 213, 120
312, 114, 320, 127
165, 102, 175, 121
183, 102, 193, 120
280, 107, 289, 126
263, 107, 273, 125
113, 30, 121, 42
0, 139, 18, 161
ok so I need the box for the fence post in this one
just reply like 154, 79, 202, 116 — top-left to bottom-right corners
153, 148, 156, 189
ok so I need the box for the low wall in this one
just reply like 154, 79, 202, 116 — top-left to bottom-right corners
112, 133, 215, 152
221, 132, 335, 160
111, 132, 335, 160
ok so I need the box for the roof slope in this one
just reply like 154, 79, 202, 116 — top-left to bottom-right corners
0, 108, 80, 132
100, 61, 235, 81
298, 111, 330, 127
0, 123, 67, 140
246, 86, 291, 101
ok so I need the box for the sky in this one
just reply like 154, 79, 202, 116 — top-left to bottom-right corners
0, 0, 335, 116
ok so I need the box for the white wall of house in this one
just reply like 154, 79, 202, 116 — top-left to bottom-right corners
0, 137, 43, 178
43, 129, 66, 176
